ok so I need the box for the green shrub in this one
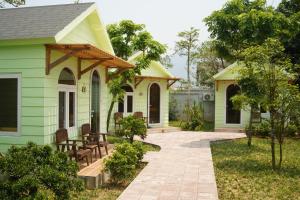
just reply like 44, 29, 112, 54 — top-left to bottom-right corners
252, 120, 271, 137
104, 142, 140, 183
286, 124, 297, 137
0, 142, 83, 200
181, 102, 204, 131
118, 115, 147, 143
132, 141, 145, 163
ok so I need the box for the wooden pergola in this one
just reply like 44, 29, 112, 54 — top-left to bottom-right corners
134, 76, 181, 89
45, 44, 134, 80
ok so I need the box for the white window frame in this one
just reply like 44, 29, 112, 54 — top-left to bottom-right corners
124, 92, 133, 115
58, 84, 77, 132
0, 74, 21, 136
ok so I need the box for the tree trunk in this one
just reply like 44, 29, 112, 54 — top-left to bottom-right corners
247, 106, 254, 147
270, 111, 276, 170
106, 99, 116, 132
187, 47, 191, 107
279, 142, 283, 169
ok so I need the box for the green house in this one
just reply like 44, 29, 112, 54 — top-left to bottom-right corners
0, 3, 178, 152
213, 64, 250, 132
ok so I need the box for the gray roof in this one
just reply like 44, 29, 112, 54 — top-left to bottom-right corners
0, 3, 94, 40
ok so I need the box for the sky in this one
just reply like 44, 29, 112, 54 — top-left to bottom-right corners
23, 0, 282, 79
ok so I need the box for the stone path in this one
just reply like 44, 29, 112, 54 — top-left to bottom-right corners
118, 131, 246, 200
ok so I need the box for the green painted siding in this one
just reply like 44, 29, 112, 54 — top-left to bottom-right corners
0, 44, 45, 152
214, 80, 250, 129
111, 79, 169, 129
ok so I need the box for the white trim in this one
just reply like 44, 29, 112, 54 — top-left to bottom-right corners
224, 83, 242, 126
0, 73, 21, 136
90, 69, 101, 131
118, 84, 134, 116
147, 82, 162, 127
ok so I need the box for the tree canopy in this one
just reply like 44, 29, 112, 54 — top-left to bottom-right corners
0, 0, 24, 7
205, 0, 290, 59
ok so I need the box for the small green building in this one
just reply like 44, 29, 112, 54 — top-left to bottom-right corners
0, 3, 178, 152
213, 64, 250, 132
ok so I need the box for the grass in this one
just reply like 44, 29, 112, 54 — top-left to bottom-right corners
211, 138, 300, 200
169, 120, 182, 128
72, 135, 160, 200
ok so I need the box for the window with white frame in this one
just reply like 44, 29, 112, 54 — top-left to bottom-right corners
58, 68, 76, 129
0, 74, 21, 134
118, 85, 133, 114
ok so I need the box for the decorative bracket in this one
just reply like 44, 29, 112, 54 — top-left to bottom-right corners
167, 79, 178, 89
45, 46, 88, 75
134, 77, 145, 88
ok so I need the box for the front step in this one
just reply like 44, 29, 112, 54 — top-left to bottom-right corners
147, 126, 181, 134
215, 128, 244, 133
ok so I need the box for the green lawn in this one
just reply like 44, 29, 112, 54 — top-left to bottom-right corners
211, 138, 300, 200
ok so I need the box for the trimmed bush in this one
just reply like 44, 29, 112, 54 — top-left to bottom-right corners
117, 115, 147, 143
0, 142, 83, 200
104, 143, 140, 183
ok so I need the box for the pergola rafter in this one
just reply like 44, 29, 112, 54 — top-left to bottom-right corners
45, 44, 134, 79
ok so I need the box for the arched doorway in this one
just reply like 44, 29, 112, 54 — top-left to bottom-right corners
226, 84, 241, 124
148, 83, 160, 124
91, 70, 100, 132
118, 85, 133, 115
58, 68, 76, 130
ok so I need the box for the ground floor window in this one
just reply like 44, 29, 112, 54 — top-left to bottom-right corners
118, 85, 133, 114
58, 68, 76, 129
0, 74, 20, 134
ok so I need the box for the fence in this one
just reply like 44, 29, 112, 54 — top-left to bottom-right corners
170, 88, 215, 122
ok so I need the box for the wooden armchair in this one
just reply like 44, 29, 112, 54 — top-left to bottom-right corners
55, 128, 92, 166
80, 128, 99, 162
133, 112, 148, 124
81, 123, 109, 158
114, 112, 123, 132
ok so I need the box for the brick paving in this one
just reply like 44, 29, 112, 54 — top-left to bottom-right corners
117, 131, 246, 200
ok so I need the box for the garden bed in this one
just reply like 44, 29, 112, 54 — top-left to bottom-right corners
211, 138, 300, 200
72, 135, 160, 200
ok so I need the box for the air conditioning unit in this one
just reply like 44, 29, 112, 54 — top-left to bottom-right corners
203, 93, 214, 101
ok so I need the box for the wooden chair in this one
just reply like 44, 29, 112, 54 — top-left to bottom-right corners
114, 112, 123, 132
80, 127, 99, 162
55, 128, 92, 166
81, 123, 109, 158
133, 111, 148, 124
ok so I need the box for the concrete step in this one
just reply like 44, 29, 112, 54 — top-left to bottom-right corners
147, 126, 181, 134
214, 128, 244, 133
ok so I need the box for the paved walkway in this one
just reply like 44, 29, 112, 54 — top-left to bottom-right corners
118, 131, 246, 200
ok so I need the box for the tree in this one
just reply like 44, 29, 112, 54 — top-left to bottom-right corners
277, 0, 300, 66
196, 40, 230, 87
174, 27, 200, 85
204, 0, 289, 59
106, 20, 166, 132
231, 62, 265, 147
0, 0, 24, 7
160, 54, 173, 69
233, 39, 296, 169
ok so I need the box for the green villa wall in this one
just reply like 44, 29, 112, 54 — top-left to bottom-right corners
111, 79, 169, 129
0, 45, 45, 152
